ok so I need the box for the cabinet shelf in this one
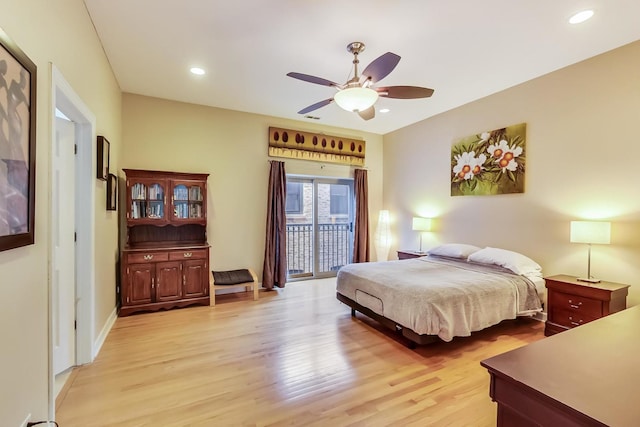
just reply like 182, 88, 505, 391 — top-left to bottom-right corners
121, 169, 210, 316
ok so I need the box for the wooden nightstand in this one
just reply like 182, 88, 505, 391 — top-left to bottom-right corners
397, 250, 427, 260
544, 274, 629, 336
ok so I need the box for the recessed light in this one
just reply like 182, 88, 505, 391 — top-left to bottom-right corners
380, 108, 390, 113
190, 67, 206, 75
569, 10, 594, 24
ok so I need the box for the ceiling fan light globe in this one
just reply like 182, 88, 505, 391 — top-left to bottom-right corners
334, 87, 378, 112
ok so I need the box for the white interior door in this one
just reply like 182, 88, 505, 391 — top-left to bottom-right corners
52, 115, 76, 375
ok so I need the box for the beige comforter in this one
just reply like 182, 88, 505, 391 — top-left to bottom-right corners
336, 256, 542, 342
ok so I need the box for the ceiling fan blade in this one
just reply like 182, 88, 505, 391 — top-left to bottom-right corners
287, 72, 339, 87
298, 98, 333, 114
361, 52, 401, 84
357, 106, 375, 121
377, 86, 434, 99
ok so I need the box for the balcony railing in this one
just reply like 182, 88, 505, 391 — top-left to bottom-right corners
286, 222, 351, 277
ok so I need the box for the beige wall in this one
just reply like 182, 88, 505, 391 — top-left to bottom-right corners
0, 0, 121, 425
121, 94, 383, 280
384, 40, 640, 306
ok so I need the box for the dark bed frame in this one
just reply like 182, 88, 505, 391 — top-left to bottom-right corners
336, 292, 438, 348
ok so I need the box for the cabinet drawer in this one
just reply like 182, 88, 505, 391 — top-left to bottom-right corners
127, 252, 169, 263
550, 307, 599, 329
169, 249, 207, 260
549, 291, 603, 318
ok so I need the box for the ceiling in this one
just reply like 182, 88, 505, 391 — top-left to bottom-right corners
83, 0, 640, 135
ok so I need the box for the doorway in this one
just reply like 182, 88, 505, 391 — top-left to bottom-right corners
49, 64, 96, 418
285, 176, 354, 279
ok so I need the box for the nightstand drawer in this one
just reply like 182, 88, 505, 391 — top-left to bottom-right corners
549, 291, 603, 318
550, 307, 599, 329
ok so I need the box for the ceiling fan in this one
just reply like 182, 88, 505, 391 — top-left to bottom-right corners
287, 42, 434, 121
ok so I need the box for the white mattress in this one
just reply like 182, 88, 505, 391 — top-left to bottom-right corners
337, 257, 544, 342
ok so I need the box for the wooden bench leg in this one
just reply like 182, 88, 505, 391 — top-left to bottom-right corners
249, 269, 259, 301
209, 272, 216, 307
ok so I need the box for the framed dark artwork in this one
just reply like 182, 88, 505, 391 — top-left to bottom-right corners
106, 173, 117, 211
0, 27, 37, 252
97, 135, 110, 180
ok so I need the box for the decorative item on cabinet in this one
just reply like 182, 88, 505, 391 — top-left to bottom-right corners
120, 169, 210, 316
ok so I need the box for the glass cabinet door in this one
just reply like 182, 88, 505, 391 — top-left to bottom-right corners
172, 181, 205, 221
129, 179, 166, 221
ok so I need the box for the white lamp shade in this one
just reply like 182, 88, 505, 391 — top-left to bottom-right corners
374, 210, 391, 261
334, 87, 379, 112
570, 221, 611, 244
412, 217, 431, 232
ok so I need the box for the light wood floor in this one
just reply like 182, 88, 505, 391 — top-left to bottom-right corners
56, 278, 544, 426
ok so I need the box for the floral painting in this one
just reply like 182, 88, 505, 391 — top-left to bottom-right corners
451, 123, 526, 196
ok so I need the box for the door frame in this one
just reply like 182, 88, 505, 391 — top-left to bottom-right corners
286, 175, 354, 280
48, 64, 97, 417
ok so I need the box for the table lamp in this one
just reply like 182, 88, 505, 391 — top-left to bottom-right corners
570, 220, 611, 283
412, 217, 431, 253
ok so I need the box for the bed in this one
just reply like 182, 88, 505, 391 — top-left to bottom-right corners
336, 245, 544, 347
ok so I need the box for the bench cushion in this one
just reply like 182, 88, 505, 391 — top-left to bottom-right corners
212, 269, 254, 285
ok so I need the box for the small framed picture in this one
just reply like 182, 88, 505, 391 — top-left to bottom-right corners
97, 135, 110, 180
106, 173, 117, 211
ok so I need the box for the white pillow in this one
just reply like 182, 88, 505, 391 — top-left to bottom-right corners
427, 243, 482, 259
468, 247, 542, 276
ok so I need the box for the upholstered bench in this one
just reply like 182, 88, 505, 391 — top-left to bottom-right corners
209, 268, 259, 306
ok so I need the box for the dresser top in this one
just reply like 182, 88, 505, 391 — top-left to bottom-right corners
482, 306, 640, 426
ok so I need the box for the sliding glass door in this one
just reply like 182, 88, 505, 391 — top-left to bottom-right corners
285, 176, 354, 279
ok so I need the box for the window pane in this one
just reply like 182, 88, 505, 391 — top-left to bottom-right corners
286, 182, 302, 214
330, 184, 349, 215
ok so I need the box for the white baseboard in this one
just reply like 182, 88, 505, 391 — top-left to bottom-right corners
93, 307, 117, 359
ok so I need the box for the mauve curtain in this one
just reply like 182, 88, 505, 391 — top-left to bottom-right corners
352, 168, 370, 263
262, 161, 287, 289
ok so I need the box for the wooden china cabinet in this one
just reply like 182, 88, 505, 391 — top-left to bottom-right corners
119, 169, 210, 316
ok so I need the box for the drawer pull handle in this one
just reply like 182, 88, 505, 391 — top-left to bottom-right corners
144, 254, 154, 260
183, 252, 192, 258
568, 316, 583, 326
569, 304, 581, 309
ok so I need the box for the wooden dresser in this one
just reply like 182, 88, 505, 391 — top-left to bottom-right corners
397, 250, 426, 260
544, 274, 629, 336
120, 169, 210, 316
482, 306, 640, 426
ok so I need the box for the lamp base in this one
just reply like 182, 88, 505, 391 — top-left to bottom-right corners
577, 277, 601, 283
